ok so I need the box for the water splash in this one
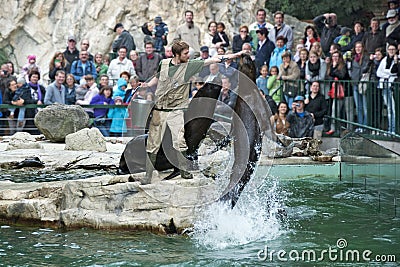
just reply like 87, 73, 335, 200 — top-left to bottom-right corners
189, 176, 287, 250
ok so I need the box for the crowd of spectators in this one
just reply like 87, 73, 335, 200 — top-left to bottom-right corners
1, 4, 400, 139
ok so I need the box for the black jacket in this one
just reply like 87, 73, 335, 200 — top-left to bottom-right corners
305, 92, 327, 126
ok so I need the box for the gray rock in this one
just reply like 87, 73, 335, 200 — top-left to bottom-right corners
34, 105, 89, 142
5, 132, 43, 150
65, 128, 107, 152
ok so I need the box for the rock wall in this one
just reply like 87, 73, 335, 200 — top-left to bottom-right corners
1, 0, 309, 81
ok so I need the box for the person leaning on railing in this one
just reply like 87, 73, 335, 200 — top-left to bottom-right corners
90, 86, 114, 137
325, 51, 348, 135
376, 44, 398, 135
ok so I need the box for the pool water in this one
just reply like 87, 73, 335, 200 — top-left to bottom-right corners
0, 165, 399, 266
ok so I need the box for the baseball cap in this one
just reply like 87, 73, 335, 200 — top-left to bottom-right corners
294, 95, 305, 102
68, 35, 76, 42
200, 46, 209, 52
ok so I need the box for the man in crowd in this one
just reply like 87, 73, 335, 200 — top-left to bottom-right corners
249, 9, 274, 51
362, 17, 385, 54
254, 28, 275, 74
287, 95, 314, 138
63, 35, 80, 73
70, 51, 97, 81
80, 39, 94, 61
112, 23, 136, 57
313, 13, 341, 56
44, 70, 66, 105
135, 41, 163, 93
174, 10, 201, 54
383, 9, 400, 47
268, 11, 294, 50
107, 46, 136, 82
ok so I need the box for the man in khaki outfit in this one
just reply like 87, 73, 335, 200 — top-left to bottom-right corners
141, 40, 243, 184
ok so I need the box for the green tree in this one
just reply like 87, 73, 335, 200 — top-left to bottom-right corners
266, 0, 383, 27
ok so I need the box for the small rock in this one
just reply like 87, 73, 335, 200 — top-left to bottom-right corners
5, 132, 44, 150
65, 128, 107, 152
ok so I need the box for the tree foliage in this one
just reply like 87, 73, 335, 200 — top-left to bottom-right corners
266, 0, 383, 27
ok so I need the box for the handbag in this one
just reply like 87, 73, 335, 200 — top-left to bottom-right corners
358, 73, 369, 95
284, 83, 297, 97
328, 78, 345, 99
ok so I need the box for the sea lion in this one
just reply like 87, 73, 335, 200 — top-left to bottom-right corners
119, 54, 275, 208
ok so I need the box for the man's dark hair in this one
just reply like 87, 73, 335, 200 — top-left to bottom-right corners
119, 46, 127, 52
144, 41, 154, 48
185, 10, 193, 16
256, 9, 266, 16
171, 41, 190, 57
274, 11, 284, 18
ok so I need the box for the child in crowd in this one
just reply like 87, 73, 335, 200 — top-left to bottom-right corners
108, 96, 128, 137
334, 27, 352, 50
21, 55, 41, 82
256, 65, 269, 96
212, 22, 230, 49
267, 66, 283, 104
152, 16, 169, 53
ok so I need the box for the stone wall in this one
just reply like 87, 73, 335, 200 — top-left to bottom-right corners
0, 0, 309, 81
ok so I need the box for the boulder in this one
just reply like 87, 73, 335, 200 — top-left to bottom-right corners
34, 104, 89, 142
5, 132, 43, 150
65, 128, 107, 152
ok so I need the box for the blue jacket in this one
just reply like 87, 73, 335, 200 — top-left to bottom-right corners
269, 45, 289, 68
113, 78, 128, 99
108, 107, 128, 133
71, 60, 97, 81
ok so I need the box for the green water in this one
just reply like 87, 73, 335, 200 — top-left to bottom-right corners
0, 165, 399, 266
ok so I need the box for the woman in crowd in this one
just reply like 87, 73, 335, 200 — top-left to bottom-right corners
367, 47, 384, 130
203, 21, 218, 56
64, 74, 77, 105
212, 22, 230, 50
349, 41, 370, 130
269, 35, 289, 68
129, 50, 139, 70
305, 81, 328, 139
278, 51, 300, 107
310, 41, 324, 59
270, 101, 290, 136
302, 25, 320, 51
325, 51, 348, 135
232, 25, 252, 54
13, 70, 45, 134
297, 48, 308, 81
48, 51, 68, 83
94, 52, 108, 84
342, 21, 365, 52
305, 50, 327, 96
90, 86, 114, 136
377, 44, 398, 135
3, 79, 19, 134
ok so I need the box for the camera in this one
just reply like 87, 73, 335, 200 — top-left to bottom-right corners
2, 70, 7, 75
296, 103, 300, 107
325, 17, 332, 24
